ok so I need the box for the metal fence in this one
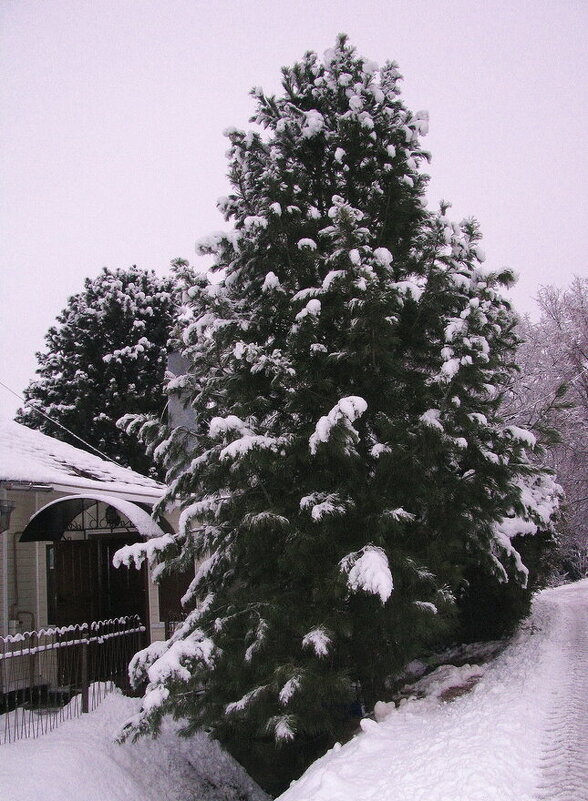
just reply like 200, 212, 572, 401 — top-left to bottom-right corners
0, 616, 145, 744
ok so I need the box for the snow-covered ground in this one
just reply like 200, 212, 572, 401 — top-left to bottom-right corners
1, 581, 586, 801
0, 692, 268, 801
278, 580, 588, 801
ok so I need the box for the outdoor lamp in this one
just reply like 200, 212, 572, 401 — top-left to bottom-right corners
105, 505, 121, 529
0, 500, 15, 533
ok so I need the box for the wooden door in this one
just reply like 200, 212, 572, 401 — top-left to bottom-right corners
47, 537, 147, 626
48, 540, 100, 625
98, 537, 147, 621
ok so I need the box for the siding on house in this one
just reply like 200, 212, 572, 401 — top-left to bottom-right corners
2, 489, 65, 633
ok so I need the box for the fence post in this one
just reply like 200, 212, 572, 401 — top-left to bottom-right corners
28, 638, 36, 708
81, 639, 89, 713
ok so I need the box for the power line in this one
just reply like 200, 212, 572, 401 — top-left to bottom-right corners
0, 380, 125, 467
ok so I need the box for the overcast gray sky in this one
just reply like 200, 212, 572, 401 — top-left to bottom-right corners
1, 0, 586, 418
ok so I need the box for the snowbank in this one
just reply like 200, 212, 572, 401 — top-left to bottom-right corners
0, 691, 268, 801
3, 582, 586, 801
278, 581, 588, 801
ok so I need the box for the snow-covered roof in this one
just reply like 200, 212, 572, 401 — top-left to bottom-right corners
0, 418, 163, 500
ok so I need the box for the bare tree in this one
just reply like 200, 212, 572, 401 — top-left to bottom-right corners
508, 277, 588, 578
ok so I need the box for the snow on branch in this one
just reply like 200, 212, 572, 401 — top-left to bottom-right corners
113, 533, 175, 570
147, 630, 216, 683
299, 492, 352, 521
129, 629, 217, 717
178, 493, 236, 531
279, 675, 302, 706
244, 618, 269, 663
267, 714, 296, 742
225, 685, 267, 716
373, 247, 394, 268
219, 434, 289, 461
128, 640, 168, 688
503, 425, 537, 449
208, 415, 251, 439
381, 507, 415, 523
518, 474, 562, 525
420, 409, 444, 432
309, 396, 368, 455
390, 279, 424, 301
413, 601, 438, 614
262, 271, 283, 292
173, 595, 215, 635
301, 627, 332, 658
491, 473, 562, 586
295, 298, 321, 321
181, 551, 222, 604
301, 109, 325, 138
340, 545, 394, 604
491, 529, 529, 585
242, 511, 290, 531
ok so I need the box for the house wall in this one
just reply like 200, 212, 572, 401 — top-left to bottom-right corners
148, 506, 183, 643
147, 572, 165, 642
1, 488, 63, 636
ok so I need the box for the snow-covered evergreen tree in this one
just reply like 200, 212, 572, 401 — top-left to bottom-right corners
16, 265, 178, 476
119, 37, 560, 783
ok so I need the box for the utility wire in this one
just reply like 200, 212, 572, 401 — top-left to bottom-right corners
0, 379, 126, 467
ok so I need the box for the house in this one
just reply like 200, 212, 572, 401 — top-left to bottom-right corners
0, 418, 188, 643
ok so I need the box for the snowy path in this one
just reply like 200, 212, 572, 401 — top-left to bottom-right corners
279, 580, 588, 801
536, 582, 588, 801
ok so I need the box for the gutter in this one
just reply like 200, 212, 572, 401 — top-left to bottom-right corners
0, 481, 53, 493
0, 478, 163, 504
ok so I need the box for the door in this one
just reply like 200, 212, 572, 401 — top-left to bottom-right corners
98, 537, 147, 621
48, 540, 100, 625
47, 537, 147, 625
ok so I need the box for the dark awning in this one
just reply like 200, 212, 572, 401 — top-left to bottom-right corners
19, 493, 164, 542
